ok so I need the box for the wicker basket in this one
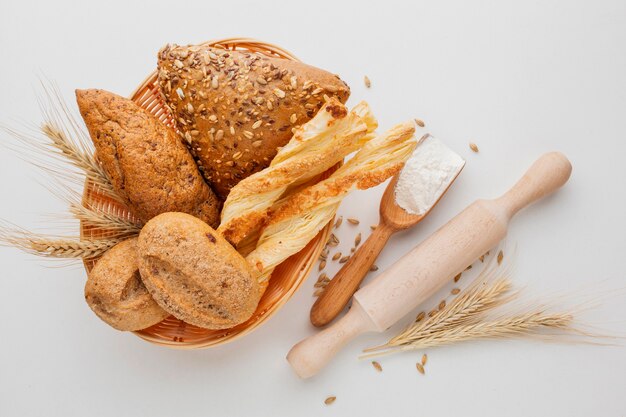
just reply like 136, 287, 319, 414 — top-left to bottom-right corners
80, 38, 334, 349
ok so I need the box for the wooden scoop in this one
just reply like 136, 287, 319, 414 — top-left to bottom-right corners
288, 152, 572, 378
310, 135, 465, 327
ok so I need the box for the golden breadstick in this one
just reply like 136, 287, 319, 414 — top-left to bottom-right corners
247, 121, 418, 282
218, 98, 376, 246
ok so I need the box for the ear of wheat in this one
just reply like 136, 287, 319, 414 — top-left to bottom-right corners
1, 81, 122, 203
362, 255, 597, 359
0, 81, 135, 261
246, 121, 417, 283
0, 223, 122, 260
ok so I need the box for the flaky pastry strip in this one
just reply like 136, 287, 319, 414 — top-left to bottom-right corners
247, 121, 419, 283
218, 98, 377, 246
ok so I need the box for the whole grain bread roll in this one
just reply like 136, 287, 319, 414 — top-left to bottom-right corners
85, 238, 169, 331
157, 44, 350, 199
137, 212, 260, 329
76, 89, 221, 227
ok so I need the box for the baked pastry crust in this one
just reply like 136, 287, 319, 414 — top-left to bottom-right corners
218, 98, 375, 246
76, 89, 221, 227
85, 238, 169, 331
157, 44, 350, 199
137, 213, 260, 329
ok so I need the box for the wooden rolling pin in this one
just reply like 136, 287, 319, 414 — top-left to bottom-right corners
287, 152, 572, 378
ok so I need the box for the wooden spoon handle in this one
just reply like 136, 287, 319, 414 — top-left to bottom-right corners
310, 223, 394, 327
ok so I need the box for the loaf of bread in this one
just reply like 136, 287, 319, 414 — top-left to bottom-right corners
76, 89, 221, 227
137, 212, 260, 329
157, 44, 351, 199
85, 238, 169, 331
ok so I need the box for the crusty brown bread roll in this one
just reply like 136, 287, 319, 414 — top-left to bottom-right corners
76, 89, 221, 227
137, 212, 260, 329
157, 44, 351, 199
85, 238, 169, 331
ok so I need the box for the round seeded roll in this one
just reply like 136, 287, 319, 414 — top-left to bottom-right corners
137, 212, 260, 329
157, 44, 350, 199
85, 238, 169, 331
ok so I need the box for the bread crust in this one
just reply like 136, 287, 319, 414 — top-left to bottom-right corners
137, 213, 260, 329
76, 89, 221, 227
85, 238, 169, 331
157, 44, 350, 199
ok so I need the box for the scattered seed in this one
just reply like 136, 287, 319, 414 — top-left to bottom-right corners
319, 260, 326, 271
324, 396, 336, 405
335, 216, 343, 228
415, 311, 425, 322
372, 361, 383, 372
364, 75, 371, 88
469, 142, 479, 153
347, 218, 360, 225
370, 224, 378, 230
454, 272, 462, 283
414, 118, 425, 128
438, 300, 446, 311
339, 256, 350, 264
370, 264, 379, 272
451, 288, 461, 295
354, 233, 362, 247
416, 363, 425, 375
497, 250, 504, 265
479, 254, 485, 263
332, 252, 342, 261
465, 265, 473, 270
421, 354, 428, 366
428, 309, 437, 318
350, 247, 356, 253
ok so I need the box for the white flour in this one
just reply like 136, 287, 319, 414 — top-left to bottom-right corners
394, 134, 464, 215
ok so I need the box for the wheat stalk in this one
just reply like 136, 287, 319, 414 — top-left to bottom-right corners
361, 311, 574, 359
68, 202, 141, 237
389, 277, 513, 345
361, 254, 590, 359
0, 82, 122, 203
0, 225, 121, 259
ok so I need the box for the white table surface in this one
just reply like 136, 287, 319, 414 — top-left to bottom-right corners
1, 1, 625, 416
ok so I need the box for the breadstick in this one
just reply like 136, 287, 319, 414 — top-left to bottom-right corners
218, 98, 376, 246
246, 121, 418, 282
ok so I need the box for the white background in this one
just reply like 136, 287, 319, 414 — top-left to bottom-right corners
1, 0, 625, 416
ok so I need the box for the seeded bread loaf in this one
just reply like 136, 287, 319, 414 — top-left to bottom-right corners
137, 212, 260, 329
85, 238, 169, 331
76, 89, 221, 227
157, 44, 351, 199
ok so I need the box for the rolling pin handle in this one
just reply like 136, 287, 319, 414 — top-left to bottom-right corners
496, 152, 572, 218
